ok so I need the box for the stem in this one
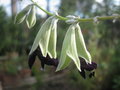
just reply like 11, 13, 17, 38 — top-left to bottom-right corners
31, 0, 120, 22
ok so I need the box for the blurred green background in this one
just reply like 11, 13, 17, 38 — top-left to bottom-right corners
0, 0, 120, 90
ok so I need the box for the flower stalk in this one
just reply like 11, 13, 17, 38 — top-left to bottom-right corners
31, 0, 120, 22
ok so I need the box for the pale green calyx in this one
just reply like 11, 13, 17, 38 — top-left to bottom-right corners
29, 15, 58, 59
56, 16, 91, 71
14, 4, 32, 24
75, 23, 91, 64
26, 5, 36, 29
56, 24, 81, 71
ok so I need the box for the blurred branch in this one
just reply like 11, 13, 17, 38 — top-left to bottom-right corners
31, 0, 120, 22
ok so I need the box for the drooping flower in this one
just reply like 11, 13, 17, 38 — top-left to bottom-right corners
56, 16, 91, 72
56, 24, 81, 71
29, 15, 58, 58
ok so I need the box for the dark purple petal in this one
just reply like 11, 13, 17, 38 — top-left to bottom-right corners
80, 57, 97, 71
28, 51, 37, 69
78, 57, 97, 79
28, 46, 58, 70
83, 62, 97, 71
52, 59, 59, 67
79, 69, 86, 79
36, 47, 59, 69
89, 72, 95, 78
40, 61, 45, 70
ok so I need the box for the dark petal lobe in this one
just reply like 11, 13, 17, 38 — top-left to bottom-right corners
28, 52, 37, 69
44, 56, 59, 67
36, 47, 59, 68
85, 62, 97, 71
52, 59, 59, 67
36, 50, 46, 69
79, 57, 97, 78
79, 69, 86, 79
80, 57, 97, 71
40, 60, 45, 70
92, 62, 97, 69
89, 72, 95, 78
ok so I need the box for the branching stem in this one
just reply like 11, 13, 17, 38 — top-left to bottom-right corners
31, 0, 120, 22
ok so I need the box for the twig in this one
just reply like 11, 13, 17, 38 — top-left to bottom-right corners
31, 0, 120, 22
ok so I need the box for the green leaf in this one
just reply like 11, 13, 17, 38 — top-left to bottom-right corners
14, 5, 31, 24
26, 6, 36, 29
75, 23, 91, 63
56, 24, 81, 71
48, 18, 58, 58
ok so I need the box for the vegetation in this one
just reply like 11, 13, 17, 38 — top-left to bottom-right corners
0, 0, 120, 90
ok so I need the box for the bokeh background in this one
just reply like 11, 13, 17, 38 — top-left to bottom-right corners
0, 0, 120, 90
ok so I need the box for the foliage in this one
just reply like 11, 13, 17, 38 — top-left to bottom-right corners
59, 0, 77, 16
0, 6, 24, 54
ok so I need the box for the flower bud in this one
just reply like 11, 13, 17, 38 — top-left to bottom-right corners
56, 19, 91, 72
26, 6, 36, 29
14, 5, 31, 24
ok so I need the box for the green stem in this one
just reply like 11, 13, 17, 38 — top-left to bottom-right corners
31, 0, 120, 22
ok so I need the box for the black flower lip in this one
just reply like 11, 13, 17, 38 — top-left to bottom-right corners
28, 47, 58, 70
28, 48, 97, 79
28, 50, 37, 69
79, 57, 97, 79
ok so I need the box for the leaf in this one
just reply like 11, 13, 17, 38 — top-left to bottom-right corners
75, 23, 91, 63
56, 24, 81, 71
26, 6, 36, 29
48, 18, 58, 58
14, 5, 31, 24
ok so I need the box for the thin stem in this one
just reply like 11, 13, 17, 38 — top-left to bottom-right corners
31, 0, 67, 20
31, 0, 120, 22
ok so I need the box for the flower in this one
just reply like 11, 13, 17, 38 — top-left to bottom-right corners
56, 22, 91, 72
29, 16, 58, 59
79, 57, 97, 79
28, 47, 58, 70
